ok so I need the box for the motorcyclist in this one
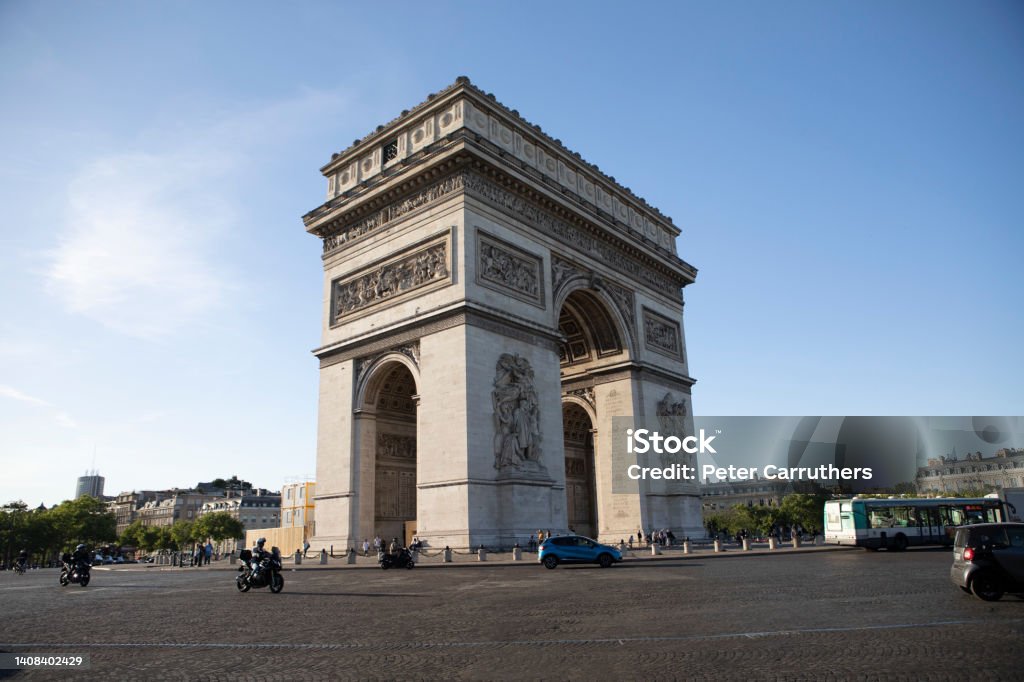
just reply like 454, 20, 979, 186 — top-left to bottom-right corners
70, 544, 91, 575
16, 549, 28, 572
251, 537, 269, 579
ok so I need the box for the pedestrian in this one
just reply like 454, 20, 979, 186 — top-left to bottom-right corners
194, 543, 203, 568
362, 538, 370, 556
204, 541, 213, 565
528, 534, 536, 551
637, 529, 644, 546
628, 535, 634, 549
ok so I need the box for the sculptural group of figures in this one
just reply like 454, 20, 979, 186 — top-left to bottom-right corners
479, 242, 538, 298
492, 353, 543, 471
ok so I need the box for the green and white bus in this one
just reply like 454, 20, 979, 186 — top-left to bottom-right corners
824, 497, 1005, 551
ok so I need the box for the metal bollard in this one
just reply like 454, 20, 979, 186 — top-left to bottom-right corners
512, 546, 522, 561
742, 538, 750, 551
346, 549, 356, 564
478, 546, 487, 561
713, 539, 722, 553
683, 540, 691, 554
294, 550, 302, 565
443, 546, 452, 563
319, 549, 328, 565
768, 537, 777, 551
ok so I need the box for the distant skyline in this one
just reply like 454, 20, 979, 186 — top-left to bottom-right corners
1, 1, 1022, 508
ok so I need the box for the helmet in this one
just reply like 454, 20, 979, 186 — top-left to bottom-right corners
256, 537, 266, 547
76, 544, 86, 551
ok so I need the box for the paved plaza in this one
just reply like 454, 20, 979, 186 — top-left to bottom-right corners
1, 547, 1022, 680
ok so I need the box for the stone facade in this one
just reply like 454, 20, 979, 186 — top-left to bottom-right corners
917, 448, 1024, 494
303, 78, 702, 549
701, 477, 793, 511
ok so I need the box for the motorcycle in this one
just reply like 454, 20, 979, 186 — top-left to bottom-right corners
236, 547, 284, 593
379, 547, 415, 570
59, 554, 91, 587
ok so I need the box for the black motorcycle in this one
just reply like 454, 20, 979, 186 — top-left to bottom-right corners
236, 547, 284, 593
59, 554, 91, 587
379, 547, 414, 570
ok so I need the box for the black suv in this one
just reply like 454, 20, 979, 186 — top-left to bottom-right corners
950, 523, 1024, 601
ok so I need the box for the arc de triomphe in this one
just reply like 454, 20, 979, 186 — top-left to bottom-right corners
302, 77, 702, 550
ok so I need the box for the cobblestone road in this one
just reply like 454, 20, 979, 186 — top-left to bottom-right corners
1, 548, 1021, 680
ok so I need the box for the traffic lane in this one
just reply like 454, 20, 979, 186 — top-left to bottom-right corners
2, 549, 1021, 648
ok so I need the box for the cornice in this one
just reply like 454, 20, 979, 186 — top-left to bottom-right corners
309, 77, 687, 245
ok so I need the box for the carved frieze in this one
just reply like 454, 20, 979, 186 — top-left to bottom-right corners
377, 433, 417, 460
322, 174, 465, 254
564, 387, 595, 409
476, 232, 544, 307
602, 280, 637, 343
330, 233, 450, 325
463, 172, 682, 298
643, 308, 684, 361
492, 353, 546, 473
551, 255, 584, 301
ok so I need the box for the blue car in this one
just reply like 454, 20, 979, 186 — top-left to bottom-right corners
538, 535, 622, 569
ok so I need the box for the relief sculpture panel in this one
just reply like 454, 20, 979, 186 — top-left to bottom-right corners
330, 233, 451, 325
476, 231, 544, 307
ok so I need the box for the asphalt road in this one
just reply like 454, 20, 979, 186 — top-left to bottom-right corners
1, 548, 1021, 680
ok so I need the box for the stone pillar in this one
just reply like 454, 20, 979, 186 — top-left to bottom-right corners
768, 537, 777, 551
651, 544, 662, 555
713, 539, 722, 553
320, 549, 328, 564
741, 538, 750, 551
792, 536, 801, 549
443, 547, 452, 563
512, 546, 522, 561
683, 539, 691, 554
346, 549, 356, 564
294, 550, 303, 565
478, 546, 487, 561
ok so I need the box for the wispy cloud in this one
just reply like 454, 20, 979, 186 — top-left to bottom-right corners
0, 384, 50, 406
44, 88, 348, 340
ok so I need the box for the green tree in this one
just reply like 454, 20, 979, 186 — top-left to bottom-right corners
194, 513, 245, 544
779, 493, 829, 534
119, 520, 146, 548
170, 521, 196, 549
1, 501, 32, 566
139, 525, 164, 551
45, 496, 117, 553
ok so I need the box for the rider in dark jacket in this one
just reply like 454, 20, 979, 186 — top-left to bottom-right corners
70, 544, 91, 573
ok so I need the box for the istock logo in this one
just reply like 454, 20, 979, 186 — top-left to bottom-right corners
625, 428, 717, 455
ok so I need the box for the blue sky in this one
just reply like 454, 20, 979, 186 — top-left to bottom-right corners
1, 1, 1021, 508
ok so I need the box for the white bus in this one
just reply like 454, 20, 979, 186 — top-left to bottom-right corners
824, 497, 1005, 551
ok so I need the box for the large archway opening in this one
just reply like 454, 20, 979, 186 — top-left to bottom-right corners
562, 401, 597, 538
556, 287, 630, 540
359, 360, 418, 546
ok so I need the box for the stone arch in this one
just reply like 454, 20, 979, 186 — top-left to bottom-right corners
556, 286, 635, 368
353, 356, 420, 547
561, 399, 597, 538
355, 352, 421, 410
